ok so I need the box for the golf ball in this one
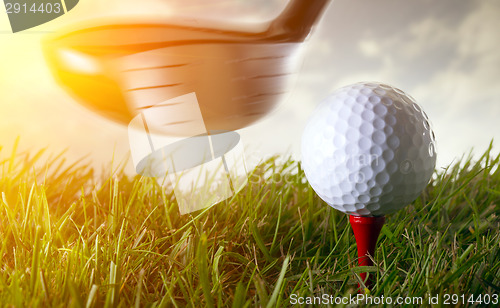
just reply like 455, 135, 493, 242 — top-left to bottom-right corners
301, 82, 436, 216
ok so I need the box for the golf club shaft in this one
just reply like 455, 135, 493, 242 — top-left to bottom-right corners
267, 0, 330, 42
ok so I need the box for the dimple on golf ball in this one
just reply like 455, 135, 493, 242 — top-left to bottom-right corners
301, 82, 436, 216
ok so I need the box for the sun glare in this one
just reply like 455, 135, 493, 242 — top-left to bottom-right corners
58, 49, 101, 74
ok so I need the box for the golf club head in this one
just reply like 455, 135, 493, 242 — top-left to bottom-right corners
43, 0, 330, 133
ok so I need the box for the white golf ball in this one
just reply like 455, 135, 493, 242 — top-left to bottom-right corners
301, 82, 436, 216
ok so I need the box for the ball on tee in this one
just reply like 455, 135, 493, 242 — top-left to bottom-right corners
301, 82, 436, 216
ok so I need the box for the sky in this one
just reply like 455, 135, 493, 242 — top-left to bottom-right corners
1, 0, 499, 176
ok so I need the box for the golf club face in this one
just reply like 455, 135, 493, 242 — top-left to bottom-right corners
43, 0, 330, 133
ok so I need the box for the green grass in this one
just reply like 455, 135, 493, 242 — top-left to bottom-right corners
0, 140, 499, 307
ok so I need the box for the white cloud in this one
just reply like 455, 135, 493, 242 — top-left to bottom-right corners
402, 17, 456, 59
410, 0, 500, 165
358, 39, 380, 58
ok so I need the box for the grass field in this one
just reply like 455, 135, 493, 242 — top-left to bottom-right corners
0, 141, 499, 307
